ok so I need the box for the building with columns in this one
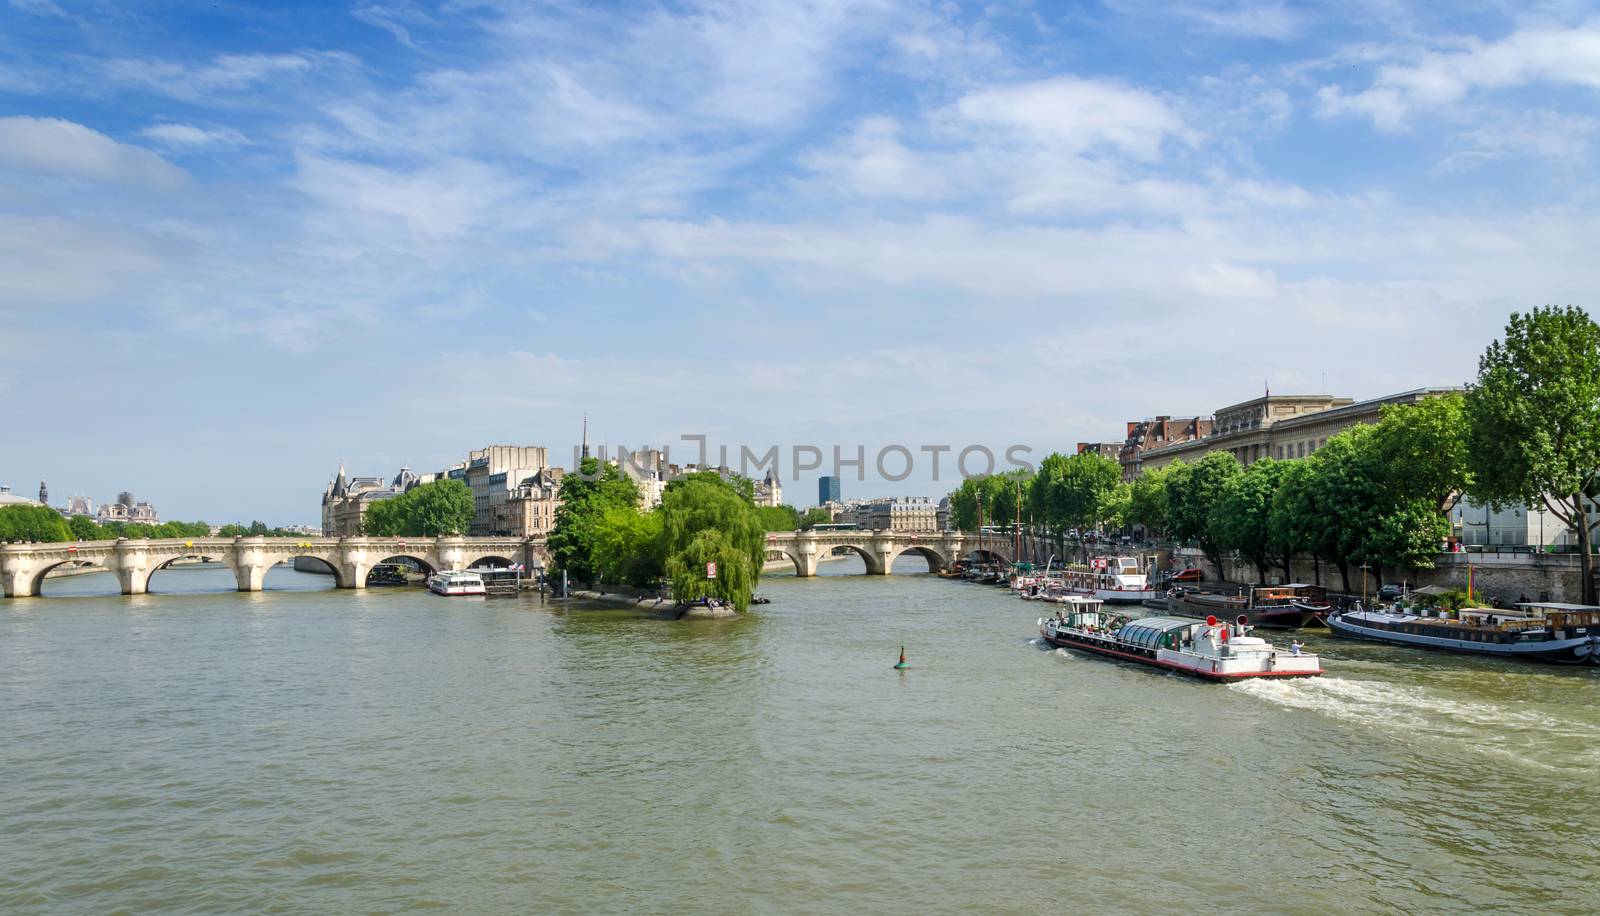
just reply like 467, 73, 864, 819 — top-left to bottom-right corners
1135, 388, 1460, 474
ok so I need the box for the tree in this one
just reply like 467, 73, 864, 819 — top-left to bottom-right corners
659, 474, 767, 611
363, 479, 475, 537
1369, 391, 1472, 513
1164, 452, 1241, 580
986, 469, 1032, 530
592, 507, 665, 587
66, 515, 104, 540
1099, 482, 1132, 530
1126, 464, 1173, 537
754, 504, 801, 532
947, 477, 985, 531
798, 507, 833, 529
1270, 460, 1329, 585
1467, 306, 1600, 604
0, 505, 71, 542
548, 458, 643, 582
1211, 458, 1292, 585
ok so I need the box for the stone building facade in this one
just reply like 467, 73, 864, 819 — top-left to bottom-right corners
1136, 388, 1460, 474
1118, 416, 1212, 481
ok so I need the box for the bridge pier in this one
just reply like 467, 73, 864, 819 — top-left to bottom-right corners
2, 567, 35, 598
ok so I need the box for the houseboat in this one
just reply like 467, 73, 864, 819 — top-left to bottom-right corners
1038, 599, 1322, 681
1327, 601, 1600, 664
428, 571, 486, 597
1058, 556, 1158, 604
1166, 583, 1329, 628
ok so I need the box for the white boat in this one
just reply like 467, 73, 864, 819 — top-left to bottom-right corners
428, 571, 486, 597
1058, 556, 1158, 604
1039, 600, 1322, 681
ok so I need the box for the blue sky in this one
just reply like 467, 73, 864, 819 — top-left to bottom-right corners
4, 0, 1600, 524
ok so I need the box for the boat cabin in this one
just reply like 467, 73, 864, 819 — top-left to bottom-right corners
1515, 602, 1600, 637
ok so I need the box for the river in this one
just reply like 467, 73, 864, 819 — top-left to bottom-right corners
2, 559, 1598, 913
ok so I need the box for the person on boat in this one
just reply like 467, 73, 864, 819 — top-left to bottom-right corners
1290, 640, 1303, 656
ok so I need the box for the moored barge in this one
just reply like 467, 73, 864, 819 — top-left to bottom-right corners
1328, 602, 1600, 664
1038, 597, 1322, 681
1166, 583, 1330, 629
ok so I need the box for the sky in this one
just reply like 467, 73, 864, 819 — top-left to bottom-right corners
3, 0, 1600, 524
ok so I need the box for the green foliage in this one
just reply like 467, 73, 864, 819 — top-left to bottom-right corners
66, 515, 102, 540
665, 528, 758, 611
1030, 452, 1121, 536
1099, 482, 1132, 530
1211, 458, 1292, 584
659, 475, 767, 612
1163, 452, 1241, 577
0, 505, 71, 542
754, 504, 801, 532
363, 479, 475, 537
1466, 305, 1600, 601
592, 507, 665, 587
986, 469, 1033, 528
798, 507, 833, 529
548, 458, 643, 582
1126, 464, 1173, 535
1269, 460, 1332, 581
1369, 391, 1472, 513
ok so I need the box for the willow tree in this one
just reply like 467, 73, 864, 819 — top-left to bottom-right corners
659, 474, 766, 611
1467, 306, 1600, 603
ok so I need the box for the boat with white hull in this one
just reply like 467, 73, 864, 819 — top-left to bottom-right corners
1038, 598, 1321, 681
1328, 602, 1600, 665
1057, 556, 1158, 604
428, 571, 486, 597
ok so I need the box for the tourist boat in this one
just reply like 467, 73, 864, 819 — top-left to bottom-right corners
1057, 556, 1158, 604
1327, 602, 1600, 665
428, 571, 486, 597
1038, 598, 1321, 681
1166, 583, 1329, 629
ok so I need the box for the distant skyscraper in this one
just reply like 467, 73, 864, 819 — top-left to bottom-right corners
818, 475, 841, 505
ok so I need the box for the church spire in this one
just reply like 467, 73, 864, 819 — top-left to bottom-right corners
581, 412, 590, 461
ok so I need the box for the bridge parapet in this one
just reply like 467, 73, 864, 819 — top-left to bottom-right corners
0, 535, 549, 599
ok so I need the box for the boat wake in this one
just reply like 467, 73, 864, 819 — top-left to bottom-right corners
1230, 677, 1600, 771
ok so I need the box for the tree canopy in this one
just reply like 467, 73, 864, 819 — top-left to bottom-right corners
1466, 305, 1600, 602
0, 505, 71, 542
1163, 452, 1241, 578
363, 479, 475, 537
1211, 458, 1292, 584
548, 458, 643, 582
658, 473, 766, 611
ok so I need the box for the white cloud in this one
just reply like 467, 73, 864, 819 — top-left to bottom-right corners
800, 117, 952, 199
138, 123, 250, 149
1107, 1, 1307, 40
952, 75, 1193, 160
103, 51, 356, 101
1320, 22, 1600, 130
0, 116, 188, 190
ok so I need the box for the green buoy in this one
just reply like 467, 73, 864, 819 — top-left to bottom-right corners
894, 646, 908, 670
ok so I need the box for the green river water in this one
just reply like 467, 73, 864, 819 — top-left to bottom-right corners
2, 559, 1598, 914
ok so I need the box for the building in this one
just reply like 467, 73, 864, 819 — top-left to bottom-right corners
62, 495, 93, 516
321, 466, 397, 536
617, 447, 668, 508
1136, 388, 1460, 474
491, 468, 564, 537
937, 496, 952, 531
462, 446, 550, 536
818, 475, 841, 505
96, 492, 159, 527
1453, 497, 1574, 549
1076, 443, 1120, 460
846, 496, 939, 532
0, 485, 42, 508
755, 468, 783, 507
1118, 416, 1214, 481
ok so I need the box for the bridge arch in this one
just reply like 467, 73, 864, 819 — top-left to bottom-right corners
822, 543, 886, 575
888, 544, 950, 574
277, 554, 345, 589
764, 547, 806, 577
964, 547, 1012, 565
28, 558, 119, 597
144, 553, 232, 593
466, 555, 516, 570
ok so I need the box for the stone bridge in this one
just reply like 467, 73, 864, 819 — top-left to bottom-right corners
0, 536, 550, 598
764, 530, 1010, 576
